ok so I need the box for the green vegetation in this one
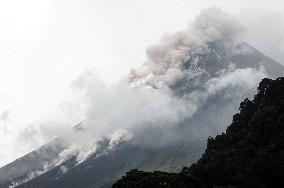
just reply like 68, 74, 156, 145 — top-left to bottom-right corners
113, 77, 284, 188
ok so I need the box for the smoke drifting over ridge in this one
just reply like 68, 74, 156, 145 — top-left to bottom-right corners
129, 7, 243, 88
5, 8, 279, 184
21, 7, 267, 166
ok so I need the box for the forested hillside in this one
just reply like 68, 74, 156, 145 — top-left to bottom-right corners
113, 77, 284, 188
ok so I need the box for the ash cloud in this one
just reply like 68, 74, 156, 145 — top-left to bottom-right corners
129, 7, 243, 89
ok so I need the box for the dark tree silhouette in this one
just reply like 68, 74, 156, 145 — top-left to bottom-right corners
113, 77, 284, 188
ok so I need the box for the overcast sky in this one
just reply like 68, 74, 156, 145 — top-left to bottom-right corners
0, 0, 284, 166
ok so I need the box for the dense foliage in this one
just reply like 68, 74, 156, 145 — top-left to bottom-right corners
113, 77, 284, 188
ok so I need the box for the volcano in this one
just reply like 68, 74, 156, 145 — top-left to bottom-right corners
0, 41, 284, 188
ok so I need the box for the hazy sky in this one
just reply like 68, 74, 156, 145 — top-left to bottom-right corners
0, 0, 284, 166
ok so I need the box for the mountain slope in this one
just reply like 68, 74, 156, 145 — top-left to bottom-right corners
0, 139, 65, 188
16, 142, 202, 188
113, 77, 284, 188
